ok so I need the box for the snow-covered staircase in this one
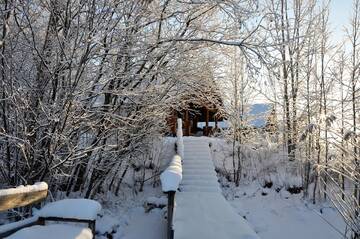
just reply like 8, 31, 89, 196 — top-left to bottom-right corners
180, 138, 221, 193
173, 137, 259, 239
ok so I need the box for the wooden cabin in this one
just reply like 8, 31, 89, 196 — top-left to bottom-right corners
167, 95, 224, 137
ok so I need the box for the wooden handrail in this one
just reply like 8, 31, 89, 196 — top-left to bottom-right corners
161, 118, 184, 239
0, 182, 48, 212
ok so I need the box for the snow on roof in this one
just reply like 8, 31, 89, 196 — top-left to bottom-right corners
37, 199, 101, 220
160, 155, 183, 192
6, 224, 92, 239
0, 182, 48, 197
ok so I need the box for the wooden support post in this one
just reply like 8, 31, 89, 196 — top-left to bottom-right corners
39, 217, 97, 238
89, 220, 96, 238
193, 115, 198, 134
172, 111, 177, 136
215, 114, 218, 129
38, 217, 45, 226
185, 110, 190, 136
205, 108, 209, 136
167, 191, 175, 239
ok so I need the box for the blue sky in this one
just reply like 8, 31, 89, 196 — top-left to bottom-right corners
330, 0, 353, 43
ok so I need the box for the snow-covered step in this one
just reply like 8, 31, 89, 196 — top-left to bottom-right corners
182, 172, 217, 178
182, 177, 218, 182
183, 171, 215, 176
183, 148, 210, 151
184, 153, 210, 160
182, 160, 212, 165
184, 149, 210, 153
181, 180, 218, 187
182, 169, 215, 174
182, 166, 215, 170
182, 168, 215, 173
183, 147, 209, 149
184, 155, 211, 158
180, 186, 221, 193
182, 173, 217, 178
183, 158, 211, 162
183, 157, 210, 161
184, 154, 211, 157
184, 150, 211, 153
182, 175, 219, 181
184, 159, 211, 162
174, 137, 259, 239
182, 164, 213, 169
182, 167, 215, 172
182, 165, 214, 170
183, 161, 211, 164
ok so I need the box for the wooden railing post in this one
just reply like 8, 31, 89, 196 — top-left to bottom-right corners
167, 191, 175, 239
161, 118, 183, 239
161, 156, 182, 239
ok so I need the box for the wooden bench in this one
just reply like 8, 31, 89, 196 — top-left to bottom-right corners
0, 182, 101, 239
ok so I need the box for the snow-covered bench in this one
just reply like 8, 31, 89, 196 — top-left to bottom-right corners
0, 182, 101, 239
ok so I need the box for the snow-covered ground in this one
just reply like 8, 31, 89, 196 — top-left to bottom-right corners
92, 180, 346, 239
222, 181, 346, 239
0, 137, 346, 239
96, 186, 166, 239
95, 180, 345, 239
91, 136, 347, 239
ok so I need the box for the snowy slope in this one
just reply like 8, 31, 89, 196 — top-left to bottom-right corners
222, 182, 346, 239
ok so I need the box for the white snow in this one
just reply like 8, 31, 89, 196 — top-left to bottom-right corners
223, 182, 346, 239
160, 154, 182, 192
6, 224, 92, 239
36, 199, 101, 220
206, 137, 346, 239
176, 118, 184, 159
1, 136, 346, 239
174, 192, 259, 239
0, 216, 39, 234
95, 186, 166, 239
120, 208, 166, 239
160, 119, 184, 192
174, 137, 259, 239
85, 136, 347, 239
145, 196, 167, 207
0, 182, 48, 196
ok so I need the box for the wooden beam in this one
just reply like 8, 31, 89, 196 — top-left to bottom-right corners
185, 110, 190, 136
193, 115, 198, 134
39, 217, 96, 237
215, 115, 218, 129
0, 189, 48, 212
205, 108, 209, 136
171, 110, 177, 136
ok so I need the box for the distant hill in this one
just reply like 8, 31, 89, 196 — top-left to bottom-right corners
248, 103, 272, 128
